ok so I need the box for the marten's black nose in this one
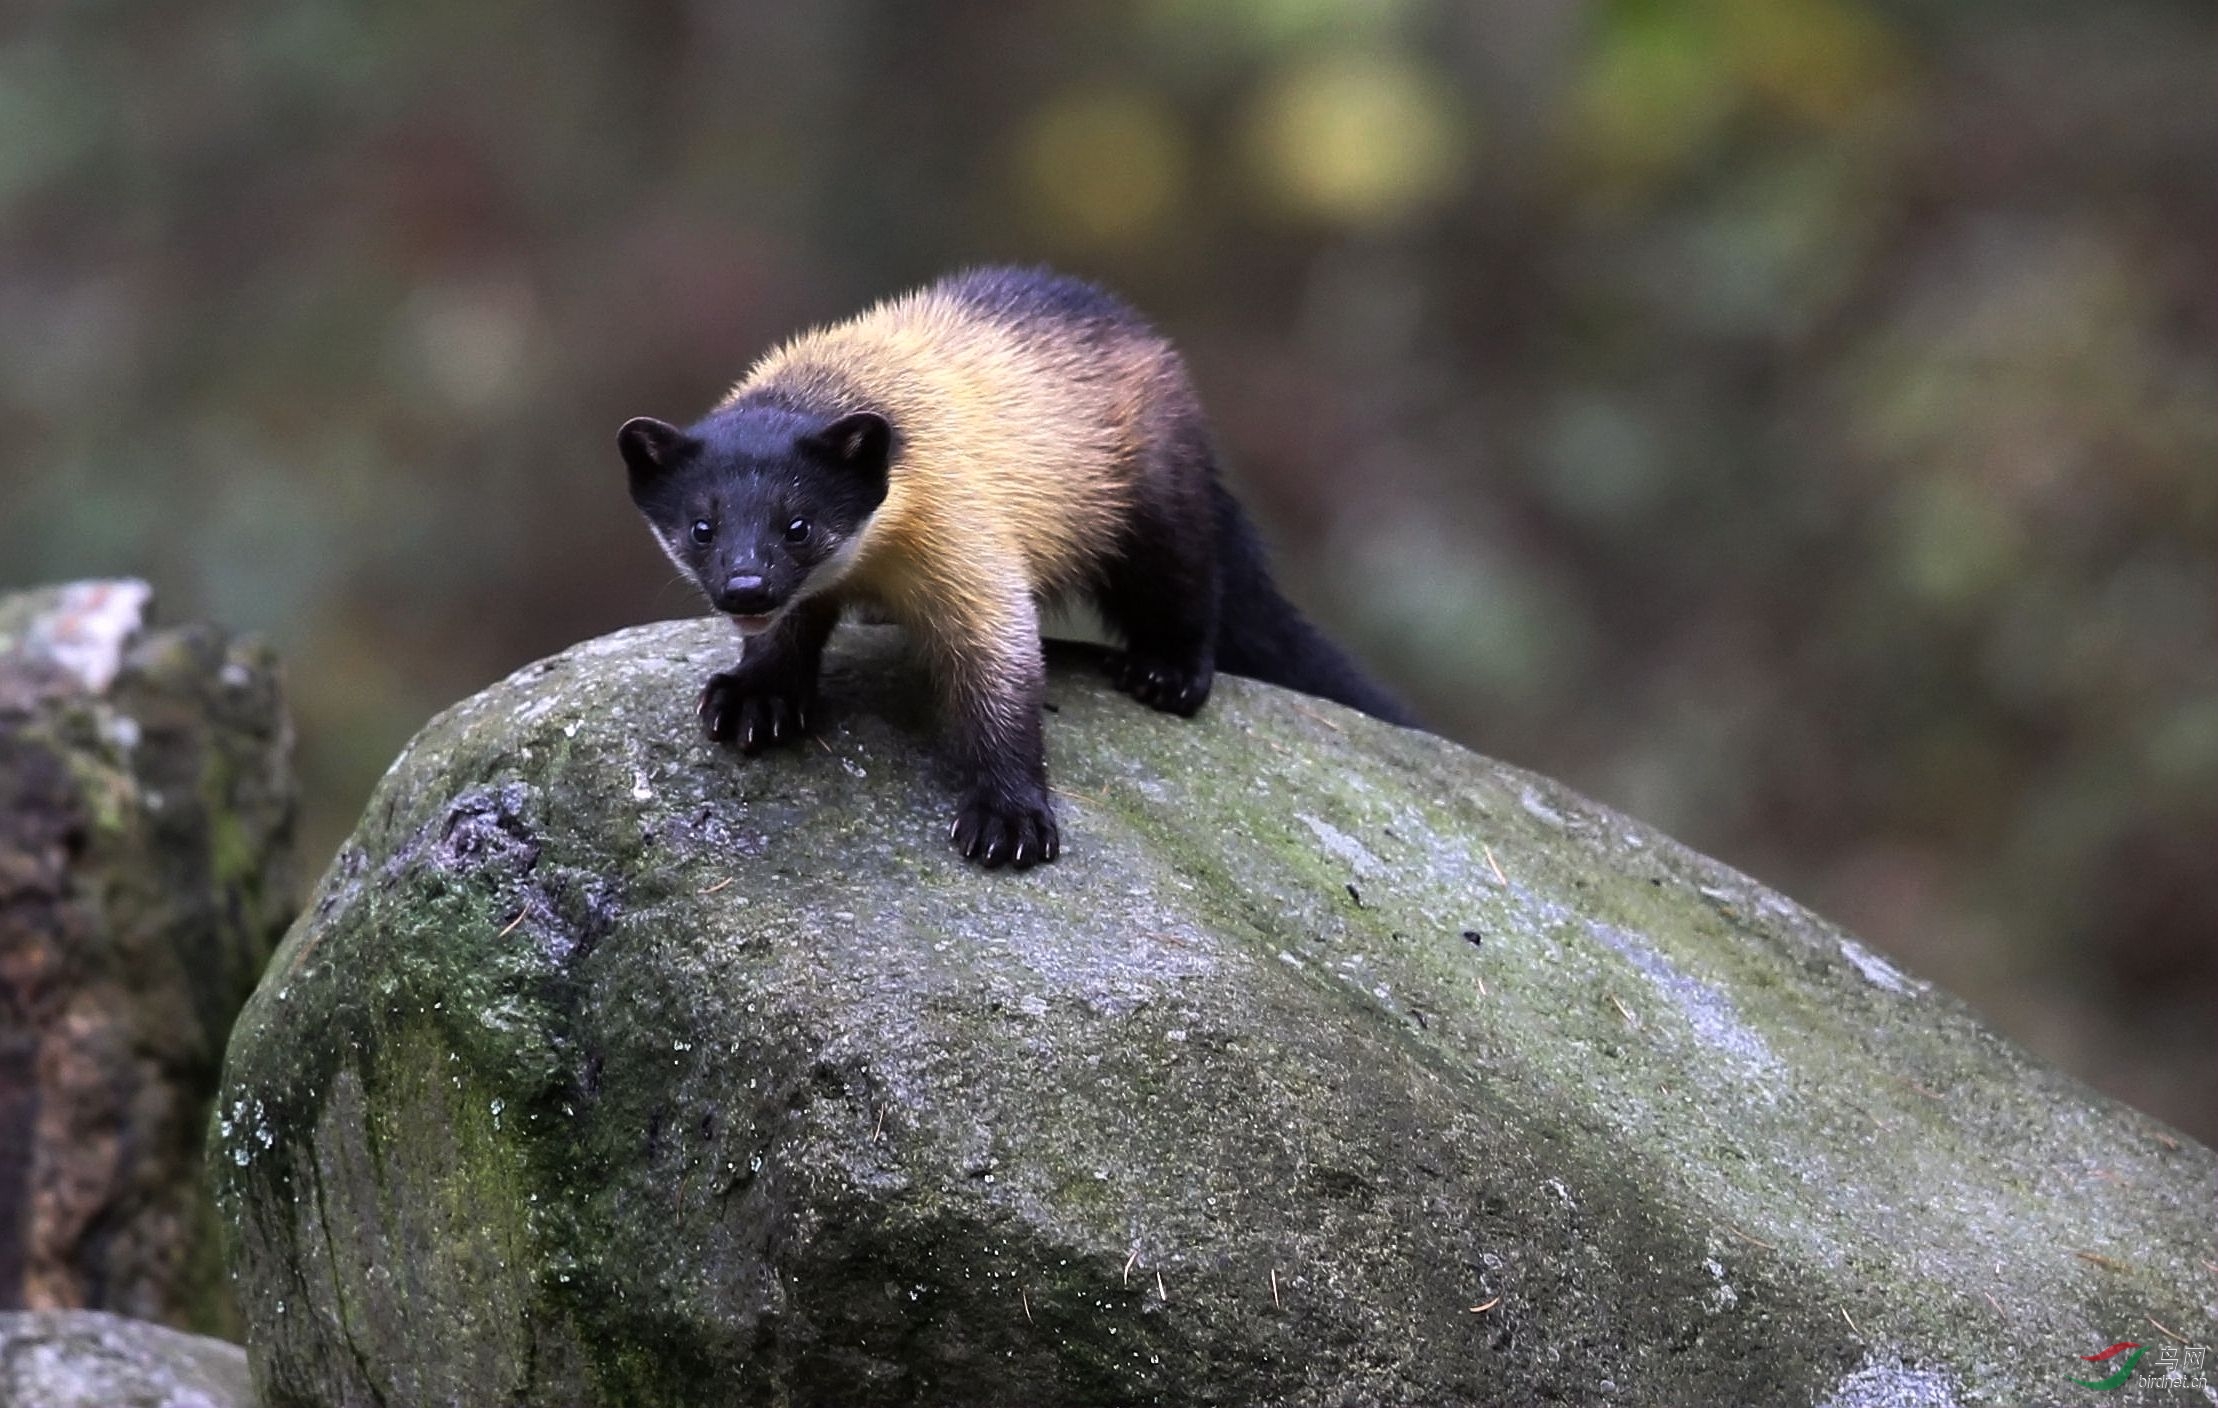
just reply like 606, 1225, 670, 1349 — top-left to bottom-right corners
716, 573, 779, 616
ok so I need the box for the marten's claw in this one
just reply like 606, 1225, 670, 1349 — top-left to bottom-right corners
950, 786, 1061, 870
698, 674, 739, 741
699, 671, 813, 754
1112, 653, 1213, 718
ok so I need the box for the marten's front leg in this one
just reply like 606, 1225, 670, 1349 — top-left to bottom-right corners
699, 596, 841, 753
927, 590, 1060, 869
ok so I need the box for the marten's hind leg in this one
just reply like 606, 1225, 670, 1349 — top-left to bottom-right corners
1093, 430, 1221, 717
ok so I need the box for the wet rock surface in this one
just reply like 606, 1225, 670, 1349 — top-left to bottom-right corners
0, 1309, 253, 1408
218, 619, 2215, 1406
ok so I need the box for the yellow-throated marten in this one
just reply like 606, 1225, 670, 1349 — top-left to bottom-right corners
619, 267, 1412, 869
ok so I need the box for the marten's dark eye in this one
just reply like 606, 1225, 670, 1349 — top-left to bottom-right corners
689, 519, 715, 546
783, 517, 811, 544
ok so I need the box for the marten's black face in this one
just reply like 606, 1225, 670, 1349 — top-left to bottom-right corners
619, 405, 891, 635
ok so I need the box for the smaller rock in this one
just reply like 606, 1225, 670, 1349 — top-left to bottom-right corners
1, 579, 298, 1334
0, 1310, 253, 1408
0, 580, 153, 694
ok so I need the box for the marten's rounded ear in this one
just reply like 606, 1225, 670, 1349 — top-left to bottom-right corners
801, 411, 892, 477
617, 417, 693, 490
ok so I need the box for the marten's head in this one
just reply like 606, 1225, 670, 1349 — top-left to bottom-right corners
619, 404, 891, 635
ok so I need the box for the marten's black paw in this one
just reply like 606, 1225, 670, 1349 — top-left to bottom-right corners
1112, 653, 1213, 717
948, 786, 1061, 870
698, 671, 813, 754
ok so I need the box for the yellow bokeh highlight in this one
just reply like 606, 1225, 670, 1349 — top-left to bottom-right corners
1243, 53, 1472, 229
1566, 0, 1906, 189
1015, 87, 1190, 249
1566, 10, 1735, 186
1720, 0, 1903, 126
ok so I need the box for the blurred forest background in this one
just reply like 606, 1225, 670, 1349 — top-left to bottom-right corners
2, 0, 2213, 1141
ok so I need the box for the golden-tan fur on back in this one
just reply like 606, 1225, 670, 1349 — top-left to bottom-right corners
721, 280, 1187, 649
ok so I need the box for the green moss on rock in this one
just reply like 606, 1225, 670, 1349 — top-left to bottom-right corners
217, 621, 2216, 1406
2, 581, 296, 1338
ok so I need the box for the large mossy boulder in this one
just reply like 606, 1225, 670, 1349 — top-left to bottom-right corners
216, 620, 2214, 1407
1, 581, 295, 1336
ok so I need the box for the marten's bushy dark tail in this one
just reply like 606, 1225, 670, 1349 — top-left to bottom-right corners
1210, 480, 1418, 728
